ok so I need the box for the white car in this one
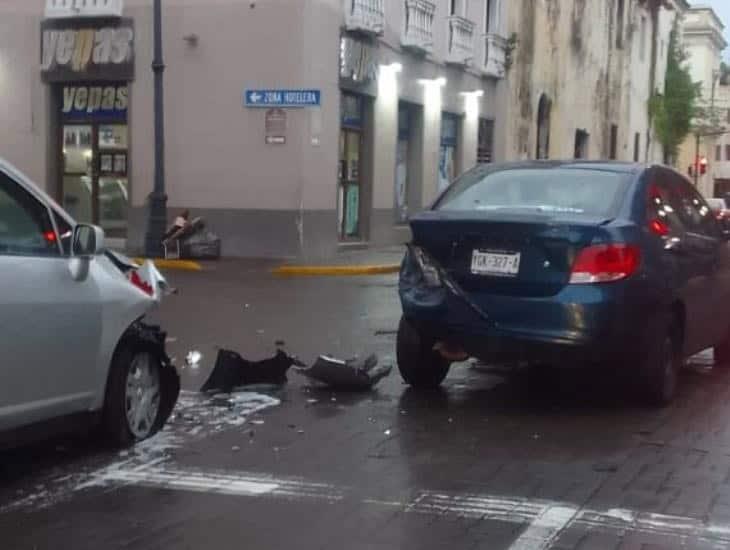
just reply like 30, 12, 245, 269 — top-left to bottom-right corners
0, 158, 180, 449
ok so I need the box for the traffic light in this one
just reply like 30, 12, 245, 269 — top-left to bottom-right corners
700, 156, 708, 175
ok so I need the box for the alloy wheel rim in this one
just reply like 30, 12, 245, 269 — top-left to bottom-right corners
125, 352, 161, 439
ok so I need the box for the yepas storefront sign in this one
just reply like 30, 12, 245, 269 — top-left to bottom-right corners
40, 19, 134, 82
62, 85, 128, 120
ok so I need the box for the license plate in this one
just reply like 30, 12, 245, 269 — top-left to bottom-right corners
470, 250, 521, 277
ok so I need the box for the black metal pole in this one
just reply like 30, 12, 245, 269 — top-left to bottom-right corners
144, 0, 167, 257
694, 132, 700, 187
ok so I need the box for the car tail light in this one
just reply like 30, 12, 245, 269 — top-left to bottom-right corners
649, 219, 670, 236
128, 270, 154, 296
569, 244, 640, 284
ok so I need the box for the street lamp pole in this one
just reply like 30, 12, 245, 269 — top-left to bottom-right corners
144, 0, 167, 257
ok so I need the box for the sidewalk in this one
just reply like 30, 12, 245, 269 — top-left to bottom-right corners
272, 245, 406, 276
127, 245, 406, 275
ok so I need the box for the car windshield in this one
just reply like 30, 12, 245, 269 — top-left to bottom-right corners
435, 167, 629, 217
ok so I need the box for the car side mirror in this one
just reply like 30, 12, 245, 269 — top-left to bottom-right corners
72, 224, 105, 257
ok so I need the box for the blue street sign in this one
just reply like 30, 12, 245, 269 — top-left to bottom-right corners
244, 89, 321, 108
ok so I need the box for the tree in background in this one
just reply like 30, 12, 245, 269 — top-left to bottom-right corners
720, 62, 730, 86
650, 24, 700, 164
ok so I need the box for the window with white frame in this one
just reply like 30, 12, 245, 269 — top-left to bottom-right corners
640, 16, 647, 62
485, 0, 499, 33
450, 0, 466, 17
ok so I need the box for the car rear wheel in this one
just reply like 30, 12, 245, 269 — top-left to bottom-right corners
397, 316, 451, 389
102, 344, 164, 447
641, 321, 680, 407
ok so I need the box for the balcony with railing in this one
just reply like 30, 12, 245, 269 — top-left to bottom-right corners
45, 0, 123, 19
343, 0, 385, 35
445, 16, 475, 65
401, 0, 436, 54
482, 33, 507, 78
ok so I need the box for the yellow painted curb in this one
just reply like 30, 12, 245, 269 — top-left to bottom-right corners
272, 264, 400, 277
133, 258, 203, 272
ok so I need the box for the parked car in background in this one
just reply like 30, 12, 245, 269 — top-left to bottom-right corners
398, 161, 730, 406
706, 198, 730, 230
0, 158, 180, 449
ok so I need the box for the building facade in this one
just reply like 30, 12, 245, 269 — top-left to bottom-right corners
501, 0, 683, 165
0, 0, 507, 258
676, 6, 729, 198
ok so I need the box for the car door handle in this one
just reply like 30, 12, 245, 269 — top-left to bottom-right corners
664, 238, 689, 255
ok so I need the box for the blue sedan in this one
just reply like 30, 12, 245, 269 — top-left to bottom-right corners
398, 161, 730, 405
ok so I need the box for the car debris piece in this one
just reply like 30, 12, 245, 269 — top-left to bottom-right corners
200, 348, 304, 393
186, 350, 203, 369
295, 354, 391, 390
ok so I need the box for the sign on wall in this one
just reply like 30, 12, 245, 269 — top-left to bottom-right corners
41, 19, 135, 82
61, 84, 128, 120
245, 89, 321, 108
265, 108, 287, 145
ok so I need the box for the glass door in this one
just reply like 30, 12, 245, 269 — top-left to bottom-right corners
97, 124, 129, 239
61, 123, 129, 238
59, 83, 129, 239
62, 125, 94, 224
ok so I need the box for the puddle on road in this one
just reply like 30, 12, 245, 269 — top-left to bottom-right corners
0, 390, 281, 514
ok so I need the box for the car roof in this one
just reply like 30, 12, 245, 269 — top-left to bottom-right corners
0, 157, 76, 226
482, 160, 647, 174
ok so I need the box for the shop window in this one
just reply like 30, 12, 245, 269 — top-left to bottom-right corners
395, 103, 414, 224
439, 113, 460, 192
339, 93, 364, 240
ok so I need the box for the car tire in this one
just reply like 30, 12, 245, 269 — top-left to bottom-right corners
101, 343, 164, 447
641, 319, 680, 407
396, 316, 451, 389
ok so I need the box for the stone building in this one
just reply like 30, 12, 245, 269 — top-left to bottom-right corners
501, 0, 685, 165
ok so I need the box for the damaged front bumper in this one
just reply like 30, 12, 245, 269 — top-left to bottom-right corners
125, 321, 181, 431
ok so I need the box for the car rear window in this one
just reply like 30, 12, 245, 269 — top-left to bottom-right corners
435, 167, 629, 217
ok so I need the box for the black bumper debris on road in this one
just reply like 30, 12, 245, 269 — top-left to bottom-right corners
295, 354, 391, 390
200, 349, 304, 393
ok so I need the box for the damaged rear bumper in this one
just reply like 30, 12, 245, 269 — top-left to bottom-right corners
399, 249, 653, 367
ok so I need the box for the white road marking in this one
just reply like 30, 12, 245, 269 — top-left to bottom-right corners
66, 463, 730, 546
507, 506, 578, 550
92, 466, 345, 501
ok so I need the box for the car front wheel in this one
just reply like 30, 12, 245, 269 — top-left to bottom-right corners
396, 316, 451, 389
102, 345, 164, 446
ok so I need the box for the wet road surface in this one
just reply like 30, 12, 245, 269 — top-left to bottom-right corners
3, 260, 730, 549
